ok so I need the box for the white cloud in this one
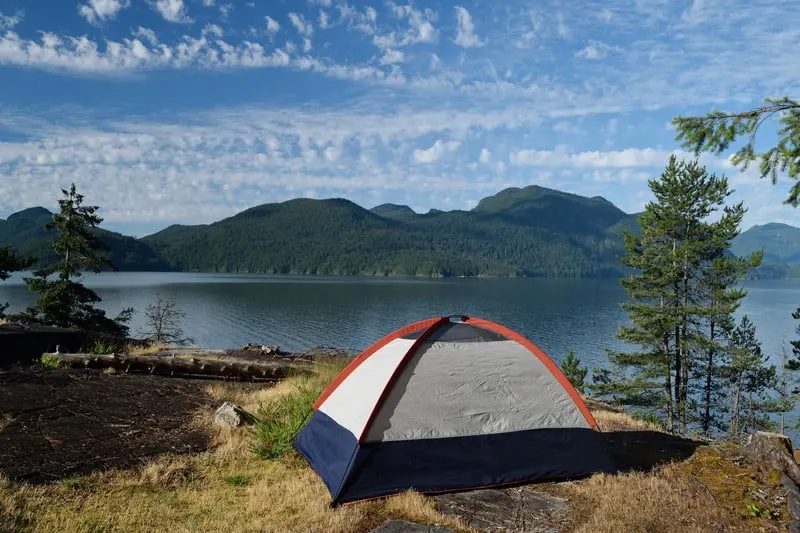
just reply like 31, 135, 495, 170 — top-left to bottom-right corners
429, 53, 440, 70
289, 13, 313, 37
265, 16, 280, 35
575, 40, 621, 59
218, 3, 233, 19
0, 11, 22, 30
556, 13, 569, 38
478, 148, 491, 164
336, 4, 378, 35
379, 49, 404, 65
510, 147, 690, 168
203, 24, 223, 37
319, 10, 330, 29
0, 30, 293, 74
373, 2, 436, 48
152, 0, 191, 23
454, 6, 483, 48
79, 0, 129, 24
132, 27, 158, 46
413, 139, 460, 164
307, 0, 332, 5
202, 0, 215, 6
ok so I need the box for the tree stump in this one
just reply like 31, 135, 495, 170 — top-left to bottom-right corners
742, 431, 800, 485
743, 431, 800, 530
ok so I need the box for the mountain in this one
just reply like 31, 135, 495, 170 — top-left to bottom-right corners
3, 185, 796, 279
730, 222, 800, 279
0, 208, 170, 272
139, 186, 634, 278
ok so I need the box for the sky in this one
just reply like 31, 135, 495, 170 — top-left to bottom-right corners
0, 0, 799, 237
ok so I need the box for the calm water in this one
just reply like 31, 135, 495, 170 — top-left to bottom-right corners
1, 272, 798, 372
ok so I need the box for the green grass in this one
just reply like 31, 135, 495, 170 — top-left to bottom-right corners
223, 474, 251, 487
249, 379, 322, 460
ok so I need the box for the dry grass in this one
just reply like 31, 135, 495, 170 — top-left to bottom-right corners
0, 362, 786, 533
0, 355, 469, 533
592, 409, 663, 432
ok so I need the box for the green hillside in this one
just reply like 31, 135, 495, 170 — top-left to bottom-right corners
3, 184, 796, 279
141, 187, 635, 278
731, 222, 800, 279
0, 207, 170, 272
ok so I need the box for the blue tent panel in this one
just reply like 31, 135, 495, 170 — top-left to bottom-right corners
294, 410, 358, 500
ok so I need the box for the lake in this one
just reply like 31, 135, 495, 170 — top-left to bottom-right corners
1, 272, 798, 372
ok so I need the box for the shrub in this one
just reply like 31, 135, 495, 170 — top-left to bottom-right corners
39, 353, 63, 368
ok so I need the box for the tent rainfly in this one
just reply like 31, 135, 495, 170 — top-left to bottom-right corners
294, 315, 616, 505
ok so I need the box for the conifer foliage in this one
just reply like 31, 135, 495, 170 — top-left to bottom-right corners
10, 184, 133, 336
592, 156, 763, 435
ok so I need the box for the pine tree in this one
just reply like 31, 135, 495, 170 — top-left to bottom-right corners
727, 315, 777, 437
592, 156, 758, 435
560, 349, 588, 394
0, 246, 34, 318
10, 184, 134, 336
672, 97, 800, 206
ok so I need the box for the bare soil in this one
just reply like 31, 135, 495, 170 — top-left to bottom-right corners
0, 366, 233, 483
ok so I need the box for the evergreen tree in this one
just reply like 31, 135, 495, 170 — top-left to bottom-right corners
10, 184, 133, 336
727, 315, 777, 437
560, 349, 588, 394
0, 246, 34, 318
592, 156, 758, 435
673, 97, 800, 206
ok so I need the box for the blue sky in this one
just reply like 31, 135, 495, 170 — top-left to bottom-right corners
0, 0, 798, 236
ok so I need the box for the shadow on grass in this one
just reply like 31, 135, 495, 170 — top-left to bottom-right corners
601, 430, 704, 473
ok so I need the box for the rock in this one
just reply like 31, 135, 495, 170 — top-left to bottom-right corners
435, 488, 568, 532
213, 402, 256, 428
369, 520, 455, 533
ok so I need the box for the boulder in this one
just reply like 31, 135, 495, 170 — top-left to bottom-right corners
213, 402, 256, 428
369, 520, 455, 533
435, 488, 568, 532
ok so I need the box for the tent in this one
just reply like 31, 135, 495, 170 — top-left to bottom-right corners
293, 315, 616, 505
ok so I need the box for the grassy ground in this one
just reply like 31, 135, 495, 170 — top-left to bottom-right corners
0, 357, 789, 533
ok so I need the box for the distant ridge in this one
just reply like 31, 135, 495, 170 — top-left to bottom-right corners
1, 185, 796, 279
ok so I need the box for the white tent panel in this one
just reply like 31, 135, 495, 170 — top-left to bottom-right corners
318, 337, 415, 438
364, 339, 589, 442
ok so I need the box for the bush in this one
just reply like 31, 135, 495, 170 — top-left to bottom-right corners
250, 380, 321, 460
39, 353, 62, 369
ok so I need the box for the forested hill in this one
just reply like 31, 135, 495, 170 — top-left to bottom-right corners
140, 186, 635, 278
2, 185, 798, 278
0, 207, 170, 272
731, 222, 800, 279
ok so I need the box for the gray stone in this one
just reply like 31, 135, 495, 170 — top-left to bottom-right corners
369, 519, 455, 533
435, 488, 569, 532
213, 401, 256, 427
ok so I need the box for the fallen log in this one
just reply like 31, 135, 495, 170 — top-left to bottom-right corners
44, 352, 314, 382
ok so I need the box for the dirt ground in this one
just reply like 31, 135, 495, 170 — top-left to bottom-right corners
0, 367, 238, 483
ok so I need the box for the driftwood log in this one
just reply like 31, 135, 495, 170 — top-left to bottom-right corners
743, 431, 800, 531
45, 352, 314, 382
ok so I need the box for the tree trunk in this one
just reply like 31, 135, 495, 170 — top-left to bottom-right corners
730, 373, 743, 436
703, 320, 715, 435
679, 264, 690, 435
663, 334, 674, 434
674, 320, 683, 434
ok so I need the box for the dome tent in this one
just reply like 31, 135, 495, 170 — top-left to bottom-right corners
293, 315, 616, 505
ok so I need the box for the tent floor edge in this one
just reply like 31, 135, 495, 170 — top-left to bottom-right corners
334, 427, 616, 504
